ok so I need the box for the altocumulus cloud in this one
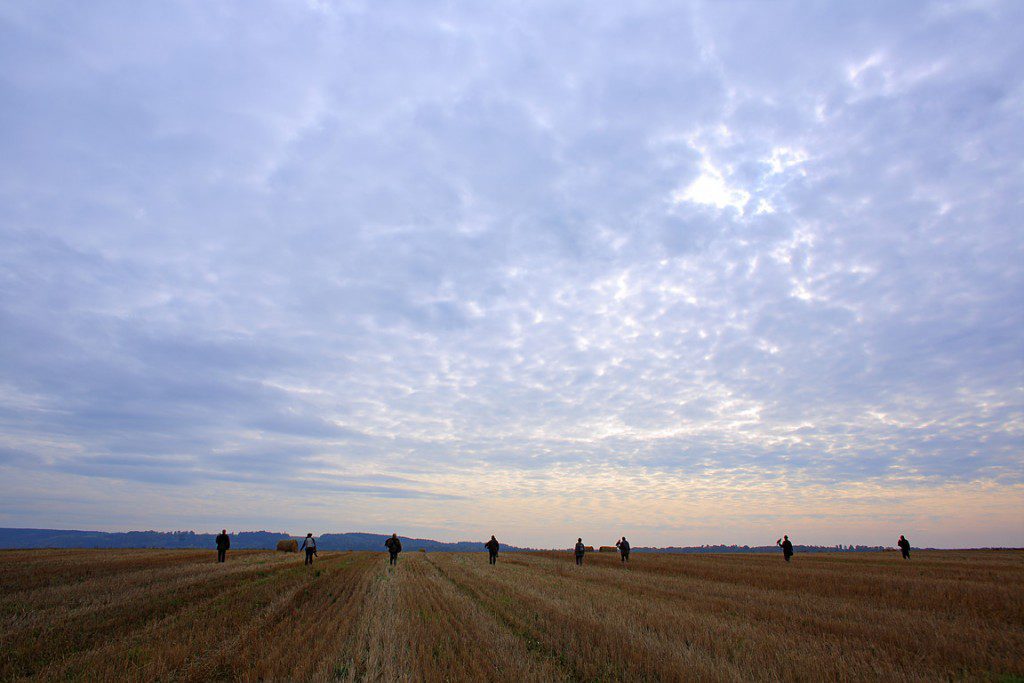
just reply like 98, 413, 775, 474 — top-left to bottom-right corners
0, 1, 1021, 547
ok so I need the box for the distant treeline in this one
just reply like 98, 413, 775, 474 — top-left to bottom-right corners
0, 528, 945, 552
0, 528, 533, 552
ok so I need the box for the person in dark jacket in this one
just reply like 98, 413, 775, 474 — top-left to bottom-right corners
897, 535, 911, 559
300, 533, 317, 565
215, 529, 230, 563
385, 533, 402, 566
485, 535, 500, 565
574, 538, 586, 566
615, 536, 630, 563
776, 535, 794, 562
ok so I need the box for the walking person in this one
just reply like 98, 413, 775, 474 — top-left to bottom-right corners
215, 529, 230, 563
385, 533, 402, 566
300, 533, 317, 565
897, 535, 911, 559
485, 535, 500, 565
615, 536, 630, 563
574, 538, 586, 566
776, 535, 794, 562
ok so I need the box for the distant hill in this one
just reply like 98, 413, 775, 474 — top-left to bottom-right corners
0, 528, 532, 552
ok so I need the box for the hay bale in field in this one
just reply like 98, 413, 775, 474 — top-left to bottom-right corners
276, 539, 298, 552
599, 546, 618, 553
585, 546, 595, 552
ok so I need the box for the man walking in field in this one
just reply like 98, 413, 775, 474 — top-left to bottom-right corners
574, 538, 586, 566
385, 533, 402, 566
616, 536, 630, 563
300, 533, 317, 565
485, 535, 500, 565
898, 535, 911, 559
215, 529, 230, 563
776, 535, 794, 562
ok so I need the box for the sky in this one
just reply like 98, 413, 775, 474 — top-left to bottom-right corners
0, 1, 1021, 549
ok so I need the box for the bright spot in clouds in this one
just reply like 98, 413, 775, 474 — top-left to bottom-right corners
675, 159, 751, 213
0, 1, 1021, 548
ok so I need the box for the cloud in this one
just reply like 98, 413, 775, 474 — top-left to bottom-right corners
0, 1, 1021, 547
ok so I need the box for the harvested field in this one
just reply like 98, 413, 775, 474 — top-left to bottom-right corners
0, 549, 1021, 681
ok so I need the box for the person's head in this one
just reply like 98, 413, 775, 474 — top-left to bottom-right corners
899, 534, 905, 540
783, 535, 788, 540
222, 529, 226, 534
307, 533, 312, 537
491, 535, 496, 539
392, 533, 397, 538
577, 537, 582, 543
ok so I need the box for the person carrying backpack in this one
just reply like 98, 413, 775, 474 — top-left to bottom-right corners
300, 533, 317, 565
574, 538, 586, 566
385, 533, 402, 566
485, 535, 500, 565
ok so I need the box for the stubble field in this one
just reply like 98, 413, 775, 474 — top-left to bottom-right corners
0, 548, 1021, 682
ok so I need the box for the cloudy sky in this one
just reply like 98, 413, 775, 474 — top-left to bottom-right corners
1, 1, 1021, 548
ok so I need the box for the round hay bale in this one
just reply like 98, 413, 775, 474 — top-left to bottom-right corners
276, 539, 299, 553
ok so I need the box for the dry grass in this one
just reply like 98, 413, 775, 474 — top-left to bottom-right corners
0, 549, 1020, 681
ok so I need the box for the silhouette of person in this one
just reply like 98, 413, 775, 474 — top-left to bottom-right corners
776, 535, 794, 562
485, 535, 500, 565
300, 533, 317, 565
574, 538, 586, 566
385, 533, 402, 566
615, 536, 630, 563
215, 529, 230, 563
898, 535, 911, 559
